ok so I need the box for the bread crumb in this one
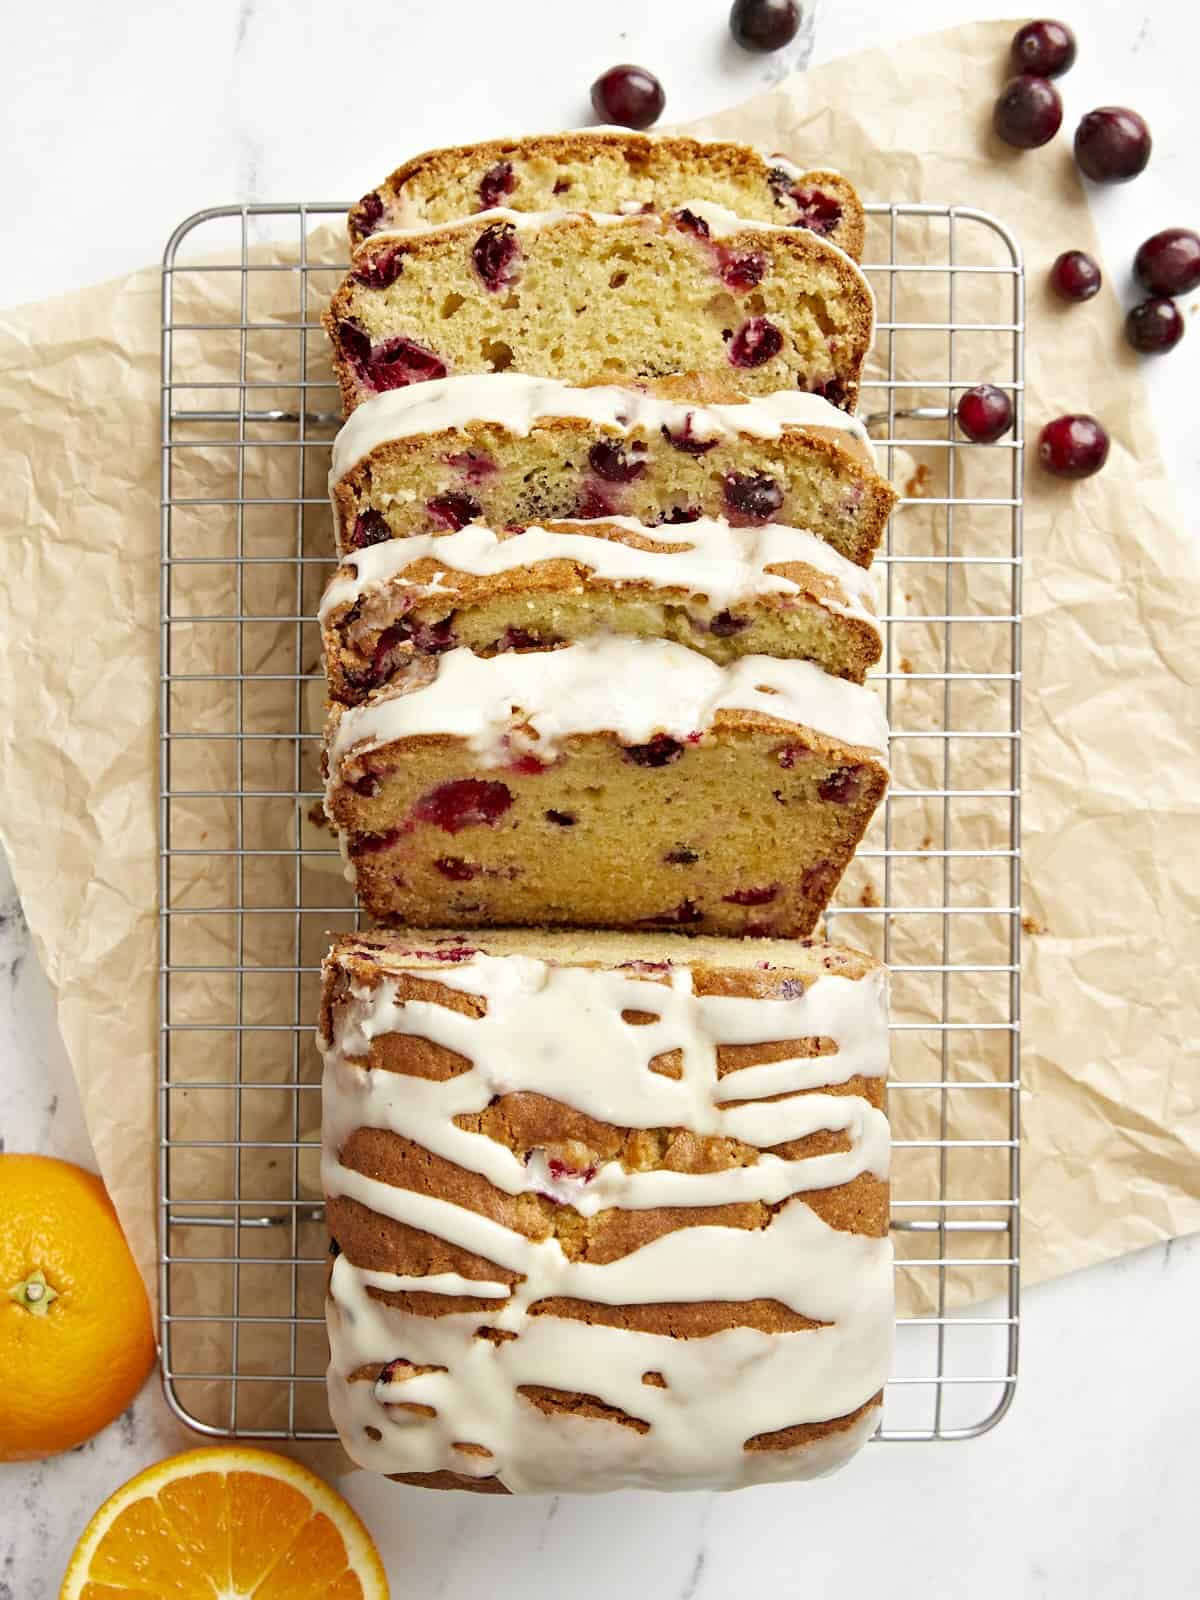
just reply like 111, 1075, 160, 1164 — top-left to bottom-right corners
858, 883, 880, 908
1022, 916, 1047, 935
899, 657, 914, 674
307, 802, 331, 832
919, 835, 933, 851
905, 462, 931, 498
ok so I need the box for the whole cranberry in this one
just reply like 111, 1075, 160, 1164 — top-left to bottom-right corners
956, 385, 1013, 444
1049, 250, 1102, 302
729, 0, 801, 52
1125, 298, 1185, 355
1010, 19, 1076, 77
1074, 107, 1151, 182
1134, 229, 1200, 298
1038, 415, 1110, 479
993, 75, 1062, 149
590, 65, 665, 130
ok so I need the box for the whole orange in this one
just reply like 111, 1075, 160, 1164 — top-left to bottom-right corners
0, 1154, 156, 1460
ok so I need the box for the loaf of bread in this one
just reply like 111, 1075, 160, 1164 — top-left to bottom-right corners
324, 202, 874, 415
322, 928, 893, 1493
319, 515, 883, 705
347, 130, 865, 261
329, 374, 896, 568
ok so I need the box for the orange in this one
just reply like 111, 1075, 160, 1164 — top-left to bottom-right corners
0, 1153, 156, 1460
60, 1446, 390, 1599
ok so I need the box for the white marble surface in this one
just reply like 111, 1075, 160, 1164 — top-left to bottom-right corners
2, 0, 1198, 1594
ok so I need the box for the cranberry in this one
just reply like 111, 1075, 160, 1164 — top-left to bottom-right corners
478, 160, 516, 211
719, 251, 766, 291
708, 610, 751, 637
367, 336, 447, 391
402, 616, 457, 655
723, 472, 784, 525
729, 0, 801, 51
776, 744, 810, 769
575, 482, 619, 519
349, 828, 403, 858
768, 174, 843, 236
955, 385, 1013, 444
545, 809, 576, 827
1125, 298, 1185, 355
588, 440, 646, 483
729, 317, 784, 369
723, 883, 780, 905
445, 450, 497, 481
354, 245, 405, 290
1049, 250, 1102, 302
638, 900, 704, 926
624, 735, 684, 767
507, 752, 550, 775
350, 773, 381, 798
665, 845, 699, 864
350, 191, 384, 237
1074, 107, 1151, 182
659, 506, 701, 524
1037, 415, 1110, 479
335, 317, 372, 369
810, 377, 847, 408
472, 223, 522, 291
497, 627, 551, 652
1010, 19, 1076, 77
661, 416, 718, 455
412, 779, 513, 833
818, 766, 865, 805
993, 75, 1063, 149
348, 509, 391, 550
673, 208, 711, 238
1134, 229, 1200, 297
426, 492, 482, 531
590, 65, 665, 131
377, 1358, 412, 1386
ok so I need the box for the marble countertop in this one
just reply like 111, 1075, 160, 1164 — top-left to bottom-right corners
2, 1, 1196, 1594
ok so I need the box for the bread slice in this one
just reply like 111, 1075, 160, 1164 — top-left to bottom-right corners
322, 634, 889, 937
328, 374, 896, 568
321, 926, 892, 1492
324, 203, 874, 415
319, 516, 882, 704
347, 130, 865, 260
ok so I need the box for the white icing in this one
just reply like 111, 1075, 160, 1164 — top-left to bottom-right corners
329, 373, 875, 488
322, 951, 893, 1491
325, 636, 890, 778
317, 516, 880, 631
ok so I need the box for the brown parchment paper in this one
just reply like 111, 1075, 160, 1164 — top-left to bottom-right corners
0, 19, 1197, 1442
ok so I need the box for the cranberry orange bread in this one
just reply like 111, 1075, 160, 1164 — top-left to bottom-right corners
321, 927, 893, 1492
348, 131, 865, 260
319, 517, 882, 705
329, 374, 896, 568
323, 635, 889, 936
324, 203, 874, 415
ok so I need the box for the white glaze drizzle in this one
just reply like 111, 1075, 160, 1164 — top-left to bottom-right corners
325, 636, 890, 778
317, 516, 880, 630
328, 373, 875, 487
323, 950, 892, 1491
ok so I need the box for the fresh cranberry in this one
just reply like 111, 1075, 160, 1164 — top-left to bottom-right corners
349, 828, 403, 858
590, 64, 665, 130
659, 506, 701, 524
723, 883, 780, 905
350, 773, 381, 798
434, 857, 480, 881
354, 246, 405, 290
545, 809, 576, 826
818, 766, 865, 804
767, 173, 843, 236
347, 509, 391, 550
350, 191, 384, 237
1049, 250, 1102, 302
729, 317, 784, 369
1037, 415, 1110, 479
472, 223, 522, 291
377, 1358, 412, 1385
665, 845, 700, 864
1125, 298, 1185, 355
956, 385, 1013, 444
638, 900, 704, 926
993, 75, 1063, 149
674, 208, 711, 238
426, 492, 482, 530
776, 744, 810, 769
546, 1157, 598, 1183
404, 616, 457, 655
411, 779, 513, 833
508, 752, 550, 775
708, 610, 751, 637
497, 627, 545, 652
729, 0, 800, 51
1010, 19, 1076, 77
478, 160, 516, 211
366, 336, 447, 391
588, 440, 646, 483
1074, 107, 1151, 182
362, 616, 455, 683
335, 317, 372, 369
445, 450, 497, 481
800, 859, 840, 900
719, 251, 766, 291
575, 482, 619, 519
661, 416, 718, 455
1134, 228, 1200, 297
624, 735, 684, 767
809, 377, 848, 408
779, 978, 807, 999
723, 472, 784, 525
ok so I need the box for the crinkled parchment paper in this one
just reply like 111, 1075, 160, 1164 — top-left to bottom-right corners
0, 20, 1196, 1442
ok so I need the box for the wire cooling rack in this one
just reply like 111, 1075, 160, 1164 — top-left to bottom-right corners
159, 201, 1023, 1446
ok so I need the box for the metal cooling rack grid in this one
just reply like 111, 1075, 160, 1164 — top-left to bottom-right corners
159, 200, 1022, 1445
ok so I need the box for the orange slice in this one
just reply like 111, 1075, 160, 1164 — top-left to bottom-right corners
60, 1445, 389, 1599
